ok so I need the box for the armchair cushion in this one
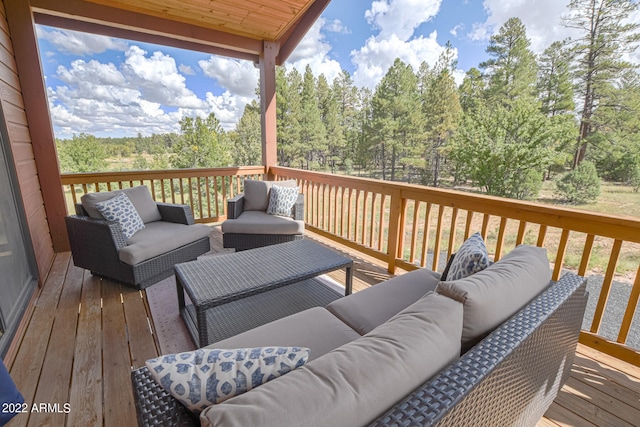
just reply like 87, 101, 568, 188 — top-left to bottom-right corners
243, 179, 297, 211
81, 185, 162, 223
266, 184, 299, 216
95, 193, 145, 239
119, 221, 211, 265
220, 211, 304, 235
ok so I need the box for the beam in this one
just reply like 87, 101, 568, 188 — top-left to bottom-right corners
30, 0, 263, 58
277, 0, 331, 65
260, 41, 278, 176
5, 0, 69, 251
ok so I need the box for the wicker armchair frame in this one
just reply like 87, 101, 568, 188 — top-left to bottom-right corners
222, 193, 304, 251
66, 203, 210, 290
130, 273, 587, 427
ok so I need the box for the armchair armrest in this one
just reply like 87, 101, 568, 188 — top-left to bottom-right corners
292, 193, 304, 220
65, 215, 127, 273
157, 203, 195, 225
227, 194, 245, 219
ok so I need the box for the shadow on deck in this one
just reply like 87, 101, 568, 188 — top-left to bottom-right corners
5, 226, 640, 426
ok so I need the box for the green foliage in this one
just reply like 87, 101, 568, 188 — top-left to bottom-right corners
555, 161, 601, 204
171, 113, 230, 169
56, 133, 108, 173
233, 100, 262, 166
537, 40, 575, 116
448, 100, 556, 200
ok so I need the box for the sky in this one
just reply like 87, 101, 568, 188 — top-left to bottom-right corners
36, 0, 640, 139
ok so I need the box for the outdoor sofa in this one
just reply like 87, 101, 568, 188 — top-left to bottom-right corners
65, 185, 211, 290
131, 244, 588, 426
221, 179, 304, 251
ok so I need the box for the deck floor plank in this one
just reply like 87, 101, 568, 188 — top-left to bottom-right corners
27, 263, 84, 427
542, 402, 598, 427
122, 289, 158, 369
101, 279, 137, 426
67, 274, 103, 427
7, 253, 71, 427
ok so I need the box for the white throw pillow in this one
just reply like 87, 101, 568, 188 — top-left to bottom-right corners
266, 184, 299, 216
145, 346, 310, 413
445, 232, 489, 281
94, 193, 145, 239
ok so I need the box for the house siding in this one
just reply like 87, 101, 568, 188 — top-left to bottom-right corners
0, 1, 54, 282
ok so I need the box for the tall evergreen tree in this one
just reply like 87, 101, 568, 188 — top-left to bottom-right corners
276, 67, 304, 167
317, 74, 345, 172
171, 113, 229, 168
563, 0, 640, 167
481, 17, 538, 106
537, 41, 575, 116
300, 65, 326, 169
332, 70, 360, 171
459, 67, 485, 114
368, 59, 422, 181
233, 100, 262, 166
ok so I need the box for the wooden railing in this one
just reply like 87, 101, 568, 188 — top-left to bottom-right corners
60, 166, 266, 223
271, 166, 640, 366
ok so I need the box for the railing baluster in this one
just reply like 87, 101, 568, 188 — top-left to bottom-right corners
481, 213, 490, 240
369, 193, 376, 249
590, 239, 623, 334
206, 177, 211, 219
420, 202, 432, 268
578, 234, 595, 276
347, 188, 353, 239
361, 191, 369, 245
537, 224, 547, 247
410, 201, 420, 264
494, 217, 508, 261
197, 177, 203, 220
464, 211, 473, 240
378, 194, 386, 252
552, 229, 571, 281
354, 189, 361, 242
70, 184, 78, 205
516, 221, 527, 245
432, 205, 444, 272
618, 264, 640, 344
447, 207, 459, 259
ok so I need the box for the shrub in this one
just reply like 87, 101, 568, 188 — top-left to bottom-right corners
555, 161, 601, 204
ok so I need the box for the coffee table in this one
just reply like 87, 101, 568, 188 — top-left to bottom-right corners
175, 239, 353, 347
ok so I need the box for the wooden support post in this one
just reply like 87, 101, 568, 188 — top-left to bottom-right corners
260, 41, 278, 179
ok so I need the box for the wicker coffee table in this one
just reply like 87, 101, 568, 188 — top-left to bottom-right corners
175, 239, 353, 347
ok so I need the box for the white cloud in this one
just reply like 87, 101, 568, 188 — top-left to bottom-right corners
326, 19, 351, 34
36, 26, 128, 55
287, 18, 343, 83
198, 57, 259, 97
365, 0, 441, 40
122, 46, 205, 109
179, 64, 195, 75
469, 0, 574, 54
351, 0, 450, 89
204, 91, 254, 131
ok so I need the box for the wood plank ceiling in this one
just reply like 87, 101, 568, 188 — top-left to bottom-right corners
86, 0, 316, 41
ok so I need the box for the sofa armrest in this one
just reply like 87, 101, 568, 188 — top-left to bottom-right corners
227, 194, 245, 219
65, 215, 127, 273
292, 193, 304, 220
157, 203, 195, 225
75, 203, 88, 216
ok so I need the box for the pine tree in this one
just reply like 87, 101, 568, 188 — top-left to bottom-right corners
481, 17, 538, 106
317, 74, 346, 172
369, 59, 422, 181
537, 41, 575, 116
332, 70, 360, 171
563, 0, 640, 166
233, 100, 261, 166
276, 67, 303, 167
300, 65, 326, 169
171, 113, 229, 169
459, 68, 485, 114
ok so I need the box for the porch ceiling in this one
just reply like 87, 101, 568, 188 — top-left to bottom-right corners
29, 0, 331, 63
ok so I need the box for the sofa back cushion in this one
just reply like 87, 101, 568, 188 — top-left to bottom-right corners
81, 185, 162, 223
243, 179, 297, 211
200, 292, 463, 427
436, 245, 551, 352
326, 267, 441, 335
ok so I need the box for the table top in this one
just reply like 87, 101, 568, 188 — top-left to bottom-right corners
175, 239, 352, 308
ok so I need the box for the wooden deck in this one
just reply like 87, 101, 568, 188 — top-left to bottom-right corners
5, 226, 640, 426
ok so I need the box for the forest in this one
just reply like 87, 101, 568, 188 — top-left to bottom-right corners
56, 0, 640, 205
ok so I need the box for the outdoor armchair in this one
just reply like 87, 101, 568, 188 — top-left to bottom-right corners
65, 185, 211, 289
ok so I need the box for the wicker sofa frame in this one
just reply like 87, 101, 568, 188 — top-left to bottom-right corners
66, 203, 211, 290
222, 193, 304, 251
130, 273, 587, 426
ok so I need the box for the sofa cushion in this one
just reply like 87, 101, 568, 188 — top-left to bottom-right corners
207, 307, 360, 362
119, 221, 211, 265
220, 211, 304, 235
95, 193, 145, 239
266, 184, 299, 216
326, 268, 441, 335
445, 232, 489, 281
200, 292, 463, 427
243, 179, 297, 211
146, 346, 309, 413
81, 185, 162, 223
436, 244, 551, 352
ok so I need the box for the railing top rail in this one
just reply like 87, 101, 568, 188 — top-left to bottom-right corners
271, 166, 640, 244
60, 166, 266, 185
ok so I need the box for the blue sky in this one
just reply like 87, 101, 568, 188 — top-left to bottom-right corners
36, 0, 639, 139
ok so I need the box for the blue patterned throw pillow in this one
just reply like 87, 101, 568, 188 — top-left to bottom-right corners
266, 184, 299, 216
445, 232, 489, 281
95, 192, 145, 239
145, 346, 310, 413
